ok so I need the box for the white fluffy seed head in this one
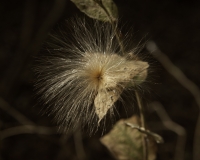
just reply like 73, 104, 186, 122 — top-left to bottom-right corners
35, 18, 149, 133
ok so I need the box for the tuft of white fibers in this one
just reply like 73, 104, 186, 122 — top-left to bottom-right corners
35, 18, 149, 133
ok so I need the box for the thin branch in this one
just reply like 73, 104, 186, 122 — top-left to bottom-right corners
55, 132, 74, 159
125, 122, 164, 143
0, 97, 58, 140
150, 101, 186, 160
74, 129, 86, 160
94, 0, 124, 54
1, 0, 67, 97
0, 97, 35, 125
32, 0, 67, 52
146, 41, 200, 160
0, 125, 58, 140
135, 91, 148, 160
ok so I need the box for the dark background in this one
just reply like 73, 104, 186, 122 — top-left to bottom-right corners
0, 0, 200, 159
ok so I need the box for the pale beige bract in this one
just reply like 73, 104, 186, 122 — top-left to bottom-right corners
82, 53, 149, 122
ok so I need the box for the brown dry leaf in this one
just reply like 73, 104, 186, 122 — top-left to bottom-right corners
94, 60, 149, 122
113, 61, 149, 86
94, 88, 122, 123
70, 0, 118, 21
100, 116, 157, 160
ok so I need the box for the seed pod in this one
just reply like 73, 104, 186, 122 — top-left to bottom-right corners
35, 18, 149, 132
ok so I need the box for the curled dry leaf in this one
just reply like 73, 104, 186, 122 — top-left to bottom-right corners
100, 116, 157, 160
95, 88, 122, 123
70, 0, 118, 21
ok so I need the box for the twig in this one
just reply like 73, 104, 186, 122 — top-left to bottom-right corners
32, 0, 67, 52
135, 91, 148, 160
0, 97, 35, 125
94, 0, 124, 54
146, 41, 200, 160
150, 101, 186, 160
73, 129, 86, 160
0, 125, 58, 140
55, 132, 74, 159
0, 97, 59, 140
125, 122, 164, 143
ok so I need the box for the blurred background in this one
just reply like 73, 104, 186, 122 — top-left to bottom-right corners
1, 0, 200, 159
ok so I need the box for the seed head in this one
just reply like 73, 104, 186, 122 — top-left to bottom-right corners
35, 18, 149, 132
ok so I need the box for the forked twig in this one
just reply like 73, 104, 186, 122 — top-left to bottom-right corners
0, 125, 58, 140
146, 41, 195, 159
0, 97, 58, 140
125, 122, 164, 144
150, 101, 186, 160
135, 91, 148, 160
0, 97, 34, 125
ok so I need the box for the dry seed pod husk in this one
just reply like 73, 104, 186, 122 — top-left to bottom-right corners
35, 18, 149, 133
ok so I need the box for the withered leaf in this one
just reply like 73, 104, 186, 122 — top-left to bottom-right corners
94, 88, 122, 123
112, 60, 149, 86
70, 0, 118, 21
100, 116, 157, 160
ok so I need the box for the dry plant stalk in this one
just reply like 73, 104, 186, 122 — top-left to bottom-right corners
35, 18, 149, 132
151, 101, 186, 160
135, 91, 148, 160
146, 41, 200, 160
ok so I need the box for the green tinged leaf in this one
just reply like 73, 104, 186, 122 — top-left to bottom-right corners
100, 116, 157, 160
70, 0, 118, 21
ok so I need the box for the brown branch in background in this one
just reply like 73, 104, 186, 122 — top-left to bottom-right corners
19, 0, 36, 50
55, 133, 73, 159
0, 0, 37, 96
0, 97, 35, 125
73, 129, 86, 160
135, 91, 148, 160
146, 41, 199, 160
0, 97, 58, 140
0, 125, 58, 140
150, 101, 186, 160
31, 0, 67, 53
1, 0, 67, 97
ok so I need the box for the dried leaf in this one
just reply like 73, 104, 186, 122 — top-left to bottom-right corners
100, 116, 157, 160
94, 60, 149, 122
70, 0, 118, 21
94, 88, 122, 123
112, 60, 149, 86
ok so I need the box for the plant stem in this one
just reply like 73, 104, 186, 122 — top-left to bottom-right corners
94, 0, 124, 55
135, 90, 148, 160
